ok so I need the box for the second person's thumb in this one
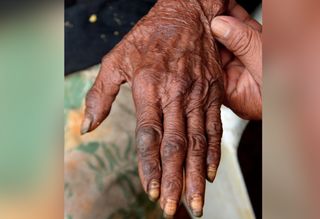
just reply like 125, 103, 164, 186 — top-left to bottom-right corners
211, 16, 261, 75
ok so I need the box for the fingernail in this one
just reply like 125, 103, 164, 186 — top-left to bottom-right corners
163, 199, 177, 218
163, 212, 174, 219
207, 166, 217, 182
190, 195, 203, 217
211, 18, 230, 39
148, 179, 160, 201
80, 116, 92, 135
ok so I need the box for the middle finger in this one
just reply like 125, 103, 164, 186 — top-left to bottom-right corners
160, 100, 187, 218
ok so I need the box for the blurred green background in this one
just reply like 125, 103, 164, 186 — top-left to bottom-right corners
0, 5, 63, 195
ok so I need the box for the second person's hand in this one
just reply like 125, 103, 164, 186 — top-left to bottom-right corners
211, 0, 262, 120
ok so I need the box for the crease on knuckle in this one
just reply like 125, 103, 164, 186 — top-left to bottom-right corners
162, 175, 183, 195
161, 134, 187, 161
230, 28, 254, 57
207, 120, 222, 140
207, 148, 221, 164
141, 159, 161, 179
188, 134, 207, 156
86, 85, 103, 110
187, 171, 205, 190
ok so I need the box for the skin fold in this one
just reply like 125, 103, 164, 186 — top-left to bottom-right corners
81, 0, 227, 217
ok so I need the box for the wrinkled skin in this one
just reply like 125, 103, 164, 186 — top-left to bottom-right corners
81, 0, 227, 217
215, 0, 262, 119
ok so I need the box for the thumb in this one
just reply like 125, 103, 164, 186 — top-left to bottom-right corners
211, 16, 261, 82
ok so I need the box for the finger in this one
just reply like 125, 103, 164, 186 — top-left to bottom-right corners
185, 107, 206, 217
223, 58, 245, 98
134, 83, 163, 202
160, 101, 187, 218
205, 86, 223, 182
211, 16, 262, 85
220, 46, 234, 67
227, 0, 262, 31
81, 56, 125, 134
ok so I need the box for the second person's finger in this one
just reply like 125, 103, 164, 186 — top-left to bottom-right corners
211, 16, 262, 85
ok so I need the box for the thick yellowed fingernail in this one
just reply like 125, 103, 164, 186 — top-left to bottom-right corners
80, 116, 92, 135
207, 166, 217, 182
163, 199, 177, 218
190, 195, 203, 217
148, 179, 160, 201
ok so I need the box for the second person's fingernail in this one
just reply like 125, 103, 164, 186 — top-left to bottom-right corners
148, 179, 160, 201
211, 17, 231, 39
190, 195, 203, 217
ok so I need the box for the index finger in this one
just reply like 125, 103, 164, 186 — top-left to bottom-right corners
227, 0, 262, 31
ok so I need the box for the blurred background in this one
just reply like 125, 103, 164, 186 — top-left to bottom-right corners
3, 0, 320, 219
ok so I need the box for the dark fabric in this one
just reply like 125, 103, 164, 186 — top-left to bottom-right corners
238, 121, 262, 218
65, 0, 156, 74
65, 0, 261, 75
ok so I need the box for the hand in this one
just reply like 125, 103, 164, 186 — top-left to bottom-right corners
81, 0, 226, 217
211, 0, 262, 120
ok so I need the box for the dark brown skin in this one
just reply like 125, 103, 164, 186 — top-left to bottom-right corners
81, 0, 227, 217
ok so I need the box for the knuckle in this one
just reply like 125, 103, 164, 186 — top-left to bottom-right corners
207, 148, 221, 164
136, 126, 161, 157
187, 171, 205, 189
141, 159, 161, 178
230, 28, 254, 57
85, 85, 102, 109
188, 134, 207, 156
161, 134, 187, 161
162, 175, 183, 194
207, 120, 222, 140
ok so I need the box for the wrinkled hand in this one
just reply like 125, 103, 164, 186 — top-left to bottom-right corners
211, 0, 262, 119
81, 0, 226, 217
